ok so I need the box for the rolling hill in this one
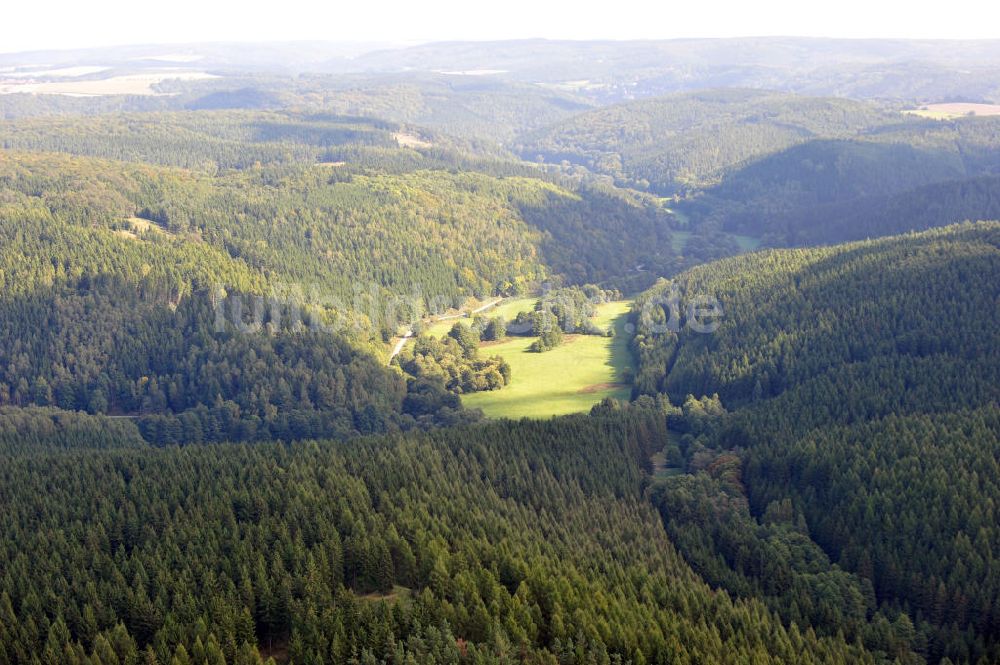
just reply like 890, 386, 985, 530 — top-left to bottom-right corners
632, 222, 1000, 663
519, 89, 898, 193
3, 39, 1000, 665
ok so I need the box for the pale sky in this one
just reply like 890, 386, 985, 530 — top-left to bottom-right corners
2, 0, 999, 53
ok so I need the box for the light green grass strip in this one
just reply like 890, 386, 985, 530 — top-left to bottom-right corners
462, 301, 633, 419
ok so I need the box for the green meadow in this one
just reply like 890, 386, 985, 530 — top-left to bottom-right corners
670, 230, 693, 253
461, 300, 633, 419
731, 233, 760, 251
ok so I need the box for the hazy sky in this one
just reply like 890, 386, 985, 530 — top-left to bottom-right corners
3, 0, 999, 53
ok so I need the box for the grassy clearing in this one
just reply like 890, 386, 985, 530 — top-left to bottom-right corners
650, 449, 684, 479
671, 231, 692, 253
358, 585, 410, 605
423, 314, 471, 339
906, 110, 958, 120
394, 132, 433, 149
0, 72, 218, 96
128, 217, 171, 235
661, 201, 691, 225
113, 217, 173, 242
671, 231, 758, 254
906, 103, 1000, 119
489, 296, 539, 321
461, 301, 633, 419
730, 233, 760, 251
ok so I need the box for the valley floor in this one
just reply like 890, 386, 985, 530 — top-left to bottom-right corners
462, 300, 633, 418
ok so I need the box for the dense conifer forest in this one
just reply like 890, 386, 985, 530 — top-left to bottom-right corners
2, 36, 1000, 664
631, 223, 1000, 663
0, 412, 888, 664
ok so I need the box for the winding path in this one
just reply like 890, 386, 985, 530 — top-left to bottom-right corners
387, 331, 413, 364
387, 298, 503, 365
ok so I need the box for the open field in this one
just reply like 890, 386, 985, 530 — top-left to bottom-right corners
389, 296, 536, 364
126, 217, 169, 234
670, 230, 759, 253
0, 71, 218, 96
486, 296, 538, 322
393, 131, 433, 149
113, 217, 173, 242
906, 102, 1000, 119
649, 450, 683, 479
461, 300, 633, 418
731, 233, 761, 251
670, 230, 692, 253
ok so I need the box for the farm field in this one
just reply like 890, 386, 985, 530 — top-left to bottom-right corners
0, 71, 218, 96
462, 300, 633, 418
906, 102, 1000, 119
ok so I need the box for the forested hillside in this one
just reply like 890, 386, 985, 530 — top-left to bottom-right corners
523, 89, 1000, 247
0, 67, 595, 146
631, 223, 1000, 663
632, 223, 999, 407
761, 175, 1000, 246
708, 117, 1000, 241
3, 36, 1000, 665
0, 111, 403, 170
520, 89, 895, 193
0, 149, 550, 304
0, 412, 885, 664
0, 108, 536, 172
0, 146, 678, 302
0, 133, 682, 443
276, 75, 595, 144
